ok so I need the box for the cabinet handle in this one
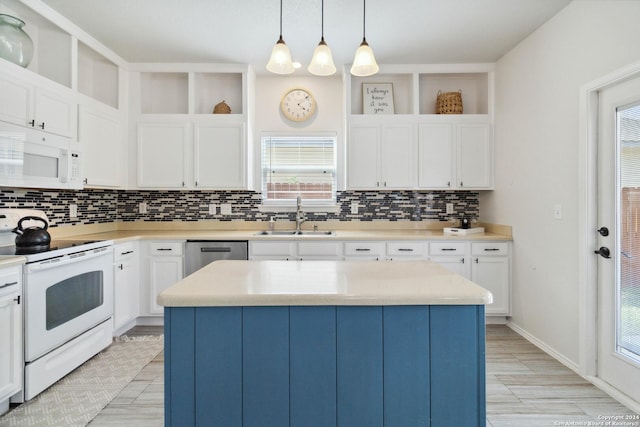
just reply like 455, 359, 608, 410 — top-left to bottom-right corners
376, 181, 380, 187
0, 281, 18, 289
39, 122, 45, 130
384, 181, 387, 187
484, 248, 500, 252
118, 264, 124, 270
83, 178, 88, 184
475, 258, 479, 263
156, 248, 173, 252
460, 181, 464, 187
13, 295, 20, 304
461, 258, 465, 264
195, 181, 198, 187
447, 181, 451, 187
441, 248, 456, 251
398, 248, 414, 252
28, 119, 35, 127
355, 248, 371, 252
120, 250, 134, 255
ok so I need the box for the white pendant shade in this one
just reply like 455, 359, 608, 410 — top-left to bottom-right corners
308, 38, 336, 76
266, 37, 294, 74
350, 38, 379, 77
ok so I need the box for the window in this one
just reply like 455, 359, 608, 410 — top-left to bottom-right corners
261, 135, 337, 204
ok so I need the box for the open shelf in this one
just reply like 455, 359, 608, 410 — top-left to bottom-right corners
140, 72, 189, 114
350, 73, 414, 115
78, 42, 119, 108
194, 72, 243, 115
419, 73, 489, 115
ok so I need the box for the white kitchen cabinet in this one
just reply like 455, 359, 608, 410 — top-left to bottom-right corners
249, 241, 343, 260
429, 241, 470, 277
344, 241, 386, 261
470, 242, 510, 315
0, 265, 22, 412
146, 241, 184, 315
249, 241, 296, 260
79, 103, 123, 188
0, 69, 74, 138
418, 121, 492, 189
137, 122, 189, 188
193, 123, 245, 189
113, 242, 139, 333
386, 241, 428, 261
347, 122, 415, 189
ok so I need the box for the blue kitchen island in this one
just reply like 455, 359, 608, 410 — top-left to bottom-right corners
158, 260, 492, 427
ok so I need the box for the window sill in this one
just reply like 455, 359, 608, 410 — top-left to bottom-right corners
258, 203, 340, 214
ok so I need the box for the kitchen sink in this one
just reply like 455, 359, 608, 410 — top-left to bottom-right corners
254, 230, 334, 236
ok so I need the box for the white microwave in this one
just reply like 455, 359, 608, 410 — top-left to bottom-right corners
0, 123, 81, 190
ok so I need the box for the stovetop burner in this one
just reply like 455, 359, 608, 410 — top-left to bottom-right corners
0, 240, 110, 260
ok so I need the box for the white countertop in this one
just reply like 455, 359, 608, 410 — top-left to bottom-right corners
157, 260, 493, 307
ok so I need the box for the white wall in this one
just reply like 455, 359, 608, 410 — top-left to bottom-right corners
252, 75, 344, 190
481, 0, 640, 365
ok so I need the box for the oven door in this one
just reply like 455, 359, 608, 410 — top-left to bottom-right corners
23, 246, 114, 362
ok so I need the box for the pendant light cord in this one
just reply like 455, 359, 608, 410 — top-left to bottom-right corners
362, 0, 366, 40
321, 0, 325, 39
279, 0, 283, 38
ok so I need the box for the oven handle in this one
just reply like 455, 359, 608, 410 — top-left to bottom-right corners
27, 246, 112, 273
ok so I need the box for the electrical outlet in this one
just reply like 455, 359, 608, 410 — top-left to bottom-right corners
208, 204, 217, 215
554, 204, 562, 220
351, 202, 359, 214
446, 203, 455, 214
221, 204, 232, 215
69, 204, 78, 218
139, 202, 147, 214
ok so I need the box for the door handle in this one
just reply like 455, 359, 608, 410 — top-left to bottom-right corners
594, 247, 611, 259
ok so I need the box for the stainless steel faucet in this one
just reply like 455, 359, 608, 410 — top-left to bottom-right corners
295, 195, 306, 232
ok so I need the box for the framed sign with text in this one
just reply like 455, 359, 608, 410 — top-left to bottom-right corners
363, 83, 395, 114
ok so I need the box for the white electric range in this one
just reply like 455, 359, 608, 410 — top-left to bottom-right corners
0, 208, 114, 402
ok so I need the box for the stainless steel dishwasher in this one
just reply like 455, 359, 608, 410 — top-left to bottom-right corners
184, 240, 248, 276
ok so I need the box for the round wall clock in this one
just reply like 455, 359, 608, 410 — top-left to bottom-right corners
280, 87, 316, 122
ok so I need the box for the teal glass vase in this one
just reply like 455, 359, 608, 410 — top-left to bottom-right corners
0, 14, 34, 68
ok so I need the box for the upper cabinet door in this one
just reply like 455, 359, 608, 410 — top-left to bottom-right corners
194, 124, 245, 189
418, 123, 455, 189
33, 87, 75, 138
0, 73, 32, 127
457, 123, 492, 189
380, 124, 415, 189
79, 105, 122, 188
137, 123, 188, 188
347, 125, 380, 189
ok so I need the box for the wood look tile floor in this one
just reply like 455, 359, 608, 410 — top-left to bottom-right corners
86, 325, 639, 426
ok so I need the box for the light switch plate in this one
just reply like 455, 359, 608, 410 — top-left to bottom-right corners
446, 203, 455, 214
208, 204, 217, 215
221, 204, 232, 215
351, 202, 359, 214
69, 204, 78, 218
139, 202, 147, 214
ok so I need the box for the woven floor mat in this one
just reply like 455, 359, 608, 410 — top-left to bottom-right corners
0, 335, 163, 427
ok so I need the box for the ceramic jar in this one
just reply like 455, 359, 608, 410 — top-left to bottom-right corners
0, 14, 34, 67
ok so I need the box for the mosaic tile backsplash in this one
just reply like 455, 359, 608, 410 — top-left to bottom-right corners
0, 188, 479, 228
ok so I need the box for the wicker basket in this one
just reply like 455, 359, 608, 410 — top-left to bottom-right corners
213, 100, 231, 114
436, 90, 463, 114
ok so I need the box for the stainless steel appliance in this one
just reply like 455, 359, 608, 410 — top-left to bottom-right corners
0, 123, 82, 190
184, 240, 248, 276
0, 209, 113, 402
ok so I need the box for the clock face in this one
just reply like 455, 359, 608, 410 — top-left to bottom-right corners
281, 88, 316, 122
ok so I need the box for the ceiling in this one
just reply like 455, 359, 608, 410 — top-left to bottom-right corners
40, 0, 572, 74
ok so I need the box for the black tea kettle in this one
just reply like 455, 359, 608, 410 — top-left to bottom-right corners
12, 216, 51, 249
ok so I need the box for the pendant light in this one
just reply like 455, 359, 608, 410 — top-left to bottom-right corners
266, 0, 294, 74
350, 0, 379, 77
308, 0, 336, 76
